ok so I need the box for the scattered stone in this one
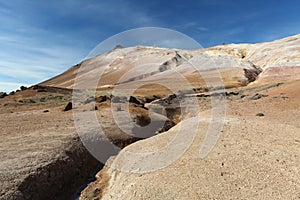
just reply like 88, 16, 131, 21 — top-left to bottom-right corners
197, 93, 209, 98
157, 120, 176, 133
163, 94, 178, 105
20, 86, 28, 91
0, 92, 7, 98
114, 44, 124, 50
256, 113, 265, 117
243, 64, 263, 83
90, 106, 98, 111
273, 95, 289, 99
228, 91, 239, 96
240, 95, 246, 98
129, 96, 144, 107
43, 110, 49, 113
95, 95, 108, 103
64, 102, 73, 111
9, 91, 15, 95
193, 87, 209, 93
251, 93, 268, 100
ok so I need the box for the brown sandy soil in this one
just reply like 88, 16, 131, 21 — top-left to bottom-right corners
0, 88, 93, 199
0, 87, 176, 199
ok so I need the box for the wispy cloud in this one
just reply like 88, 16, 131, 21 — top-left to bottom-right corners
0, 1, 163, 92
0, 82, 30, 93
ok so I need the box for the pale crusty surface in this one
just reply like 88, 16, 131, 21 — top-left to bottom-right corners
84, 80, 300, 200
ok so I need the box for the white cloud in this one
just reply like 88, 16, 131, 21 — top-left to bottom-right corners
0, 82, 30, 93
0, 0, 163, 93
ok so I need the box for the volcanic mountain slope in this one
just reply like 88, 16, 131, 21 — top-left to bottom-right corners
40, 45, 259, 93
40, 34, 300, 93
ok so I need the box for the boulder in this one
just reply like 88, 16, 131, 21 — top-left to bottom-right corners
256, 113, 265, 117
251, 93, 268, 100
95, 95, 108, 103
20, 86, 28, 91
64, 102, 72, 111
0, 92, 7, 98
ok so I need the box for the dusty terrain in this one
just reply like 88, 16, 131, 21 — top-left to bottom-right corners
0, 34, 299, 200
82, 80, 299, 200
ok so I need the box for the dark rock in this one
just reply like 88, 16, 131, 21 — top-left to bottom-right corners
165, 94, 177, 104
129, 96, 143, 105
9, 91, 15, 95
153, 95, 161, 100
114, 45, 124, 50
95, 95, 108, 103
0, 92, 7, 98
43, 110, 49, 113
256, 113, 265, 117
64, 102, 72, 111
193, 87, 209, 93
251, 93, 268, 100
20, 86, 28, 91
197, 93, 209, 98
243, 63, 263, 83
158, 120, 176, 133
229, 91, 239, 96
90, 106, 98, 111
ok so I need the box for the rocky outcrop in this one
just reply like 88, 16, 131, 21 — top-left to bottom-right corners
64, 102, 73, 111
0, 92, 7, 98
17, 138, 101, 200
243, 63, 263, 83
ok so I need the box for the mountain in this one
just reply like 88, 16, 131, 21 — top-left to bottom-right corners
40, 34, 300, 95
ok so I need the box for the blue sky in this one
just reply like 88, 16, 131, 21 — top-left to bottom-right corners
1, 0, 300, 92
